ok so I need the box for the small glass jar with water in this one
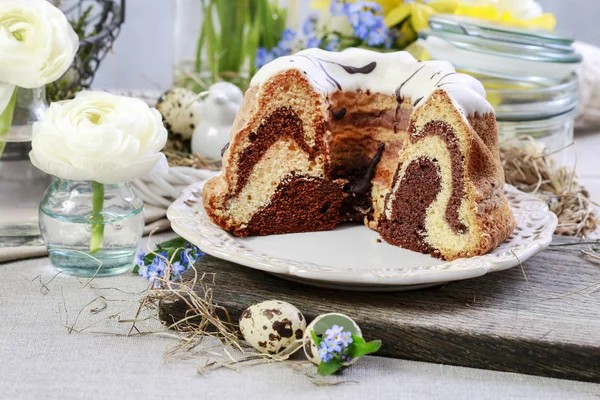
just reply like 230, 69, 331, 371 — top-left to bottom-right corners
39, 179, 144, 277
0, 87, 51, 245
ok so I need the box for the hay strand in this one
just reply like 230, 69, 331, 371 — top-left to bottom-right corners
500, 138, 598, 237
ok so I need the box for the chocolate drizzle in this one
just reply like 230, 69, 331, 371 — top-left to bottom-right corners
331, 107, 347, 120
413, 97, 424, 107
322, 60, 377, 74
312, 57, 342, 90
395, 65, 426, 103
394, 65, 426, 122
297, 55, 330, 91
350, 143, 385, 195
221, 142, 230, 157
434, 72, 458, 87
299, 56, 377, 91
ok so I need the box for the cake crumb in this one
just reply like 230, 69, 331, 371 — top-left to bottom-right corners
376, 238, 382, 243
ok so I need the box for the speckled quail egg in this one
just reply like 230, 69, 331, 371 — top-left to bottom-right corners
155, 87, 204, 139
303, 313, 362, 366
239, 300, 306, 355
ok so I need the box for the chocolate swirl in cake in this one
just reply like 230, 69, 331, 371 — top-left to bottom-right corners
380, 119, 469, 252
230, 107, 323, 197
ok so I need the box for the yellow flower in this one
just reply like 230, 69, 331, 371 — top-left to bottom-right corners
310, 0, 330, 10
310, 0, 556, 52
454, 4, 556, 30
375, 0, 404, 15
384, 0, 556, 32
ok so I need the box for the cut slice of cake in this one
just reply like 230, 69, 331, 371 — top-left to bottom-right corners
202, 48, 515, 261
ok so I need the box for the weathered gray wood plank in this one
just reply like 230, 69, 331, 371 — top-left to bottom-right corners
159, 236, 600, 382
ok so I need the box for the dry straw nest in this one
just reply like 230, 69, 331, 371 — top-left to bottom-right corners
500, 139, 598, 237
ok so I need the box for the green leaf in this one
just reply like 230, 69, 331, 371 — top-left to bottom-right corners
204, 1, 218, 81
156, 236, 188, 251
317, 359, 343, 376
246, 0, 262, 76
194, 8, 207, 74
351, 335, 366, 345
310, 330, 322, 347
348, 335, 382, 359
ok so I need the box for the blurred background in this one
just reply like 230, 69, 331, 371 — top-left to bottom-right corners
93, 0, 600, 91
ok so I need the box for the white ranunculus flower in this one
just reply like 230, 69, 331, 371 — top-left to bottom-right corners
0, 0, 79, 88
30, 91, 169, 184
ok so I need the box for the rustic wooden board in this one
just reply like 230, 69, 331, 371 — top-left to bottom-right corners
159, 236, 600, 383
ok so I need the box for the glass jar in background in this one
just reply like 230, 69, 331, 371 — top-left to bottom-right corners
417, 15, 582, 166
0, 87, 51, 244
173, 0, 298, 92
39, 179, 144, 277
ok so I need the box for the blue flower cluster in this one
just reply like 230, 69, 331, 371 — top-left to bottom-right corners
317, 324, 354, 363
136, 241, 204, 288
255, 28, 299, 69
303, 14, 327, 50
254, 0, 396, 70
330, 0, 392, 48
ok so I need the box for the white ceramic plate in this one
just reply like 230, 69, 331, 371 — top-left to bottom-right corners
167, 182, 557, 291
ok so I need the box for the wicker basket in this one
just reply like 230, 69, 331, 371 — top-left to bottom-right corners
133, 167, 219, 208
49, 0, 125, 100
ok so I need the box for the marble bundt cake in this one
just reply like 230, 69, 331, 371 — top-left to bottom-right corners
202, 48, 515, 261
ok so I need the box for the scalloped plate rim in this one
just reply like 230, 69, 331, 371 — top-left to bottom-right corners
167, 182, 557, 289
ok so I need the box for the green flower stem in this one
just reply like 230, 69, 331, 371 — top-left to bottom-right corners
0, 87, 18, 157
0, 86, 17, 135
89, 181, 105, 255
192, 0, 287, 89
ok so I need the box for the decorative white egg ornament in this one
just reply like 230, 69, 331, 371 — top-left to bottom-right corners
191, 82, 243, 160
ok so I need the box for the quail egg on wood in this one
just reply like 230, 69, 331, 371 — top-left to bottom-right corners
239, 300, 306, 355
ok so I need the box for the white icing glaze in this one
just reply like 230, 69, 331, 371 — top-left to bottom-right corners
250, 48, 493, 117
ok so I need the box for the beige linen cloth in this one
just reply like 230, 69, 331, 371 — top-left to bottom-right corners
0, 205, 171, 263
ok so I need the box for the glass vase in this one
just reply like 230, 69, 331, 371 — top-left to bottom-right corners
173, 0, 298, 92
39, 179, 145, 277
0, 87, 51, 244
